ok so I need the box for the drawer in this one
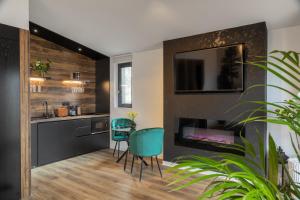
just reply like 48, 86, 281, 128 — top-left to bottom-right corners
75, 126, 91, 137
76, 118, 91, 127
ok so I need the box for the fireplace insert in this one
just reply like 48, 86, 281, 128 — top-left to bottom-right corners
175, 118, 245, 155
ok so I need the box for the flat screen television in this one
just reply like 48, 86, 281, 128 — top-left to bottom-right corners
174, 44, 244, 93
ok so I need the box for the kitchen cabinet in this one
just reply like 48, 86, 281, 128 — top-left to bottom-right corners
31, 123, 38, 168
37, 117, 109, 166
75, 132, 109, 155
74, 119, 91, 137
38, 120, 77, 166
74, 117, 109, 155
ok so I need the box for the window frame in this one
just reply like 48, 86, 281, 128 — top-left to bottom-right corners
117, 62, 132, 108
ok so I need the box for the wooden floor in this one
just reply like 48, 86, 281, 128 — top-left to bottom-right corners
31, 149, 208, 200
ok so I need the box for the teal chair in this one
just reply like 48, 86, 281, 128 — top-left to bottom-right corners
111, 118, 136, 159
127, 128, 164, 181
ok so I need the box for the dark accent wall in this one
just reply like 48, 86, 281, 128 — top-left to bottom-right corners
0, 23, 21, 199
96, 58, 110, 113
163, 22, 267, 161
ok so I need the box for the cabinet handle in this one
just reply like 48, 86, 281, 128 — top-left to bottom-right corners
91, 131, 108, 135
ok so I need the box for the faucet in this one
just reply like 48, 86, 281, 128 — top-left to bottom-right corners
43, 101, 49, 118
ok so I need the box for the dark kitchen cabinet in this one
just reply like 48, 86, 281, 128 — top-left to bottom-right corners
75, 117, 110, 155
74, 119, 91, 137
31, 123, 38, 168
37, 117, 109, 166
38, 120, 77, 166
0, 23, 21, 199
75, 132, 109, 155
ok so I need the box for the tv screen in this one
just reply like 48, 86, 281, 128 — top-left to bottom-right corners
174, 44, 244, 93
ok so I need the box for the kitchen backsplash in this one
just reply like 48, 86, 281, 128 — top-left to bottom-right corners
30, 35, 96, 117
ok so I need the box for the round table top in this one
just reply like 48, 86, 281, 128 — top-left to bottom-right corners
112, 128, 132, 132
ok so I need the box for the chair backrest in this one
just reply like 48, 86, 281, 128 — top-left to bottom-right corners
111, 118, 136, 140
111, 118, 136, 130
129, 128, 164, 157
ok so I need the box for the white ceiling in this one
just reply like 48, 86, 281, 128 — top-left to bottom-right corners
29, 0, 300, 56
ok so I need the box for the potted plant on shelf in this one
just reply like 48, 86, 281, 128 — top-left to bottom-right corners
167, 50, 300, 199
31, 59, 51, 78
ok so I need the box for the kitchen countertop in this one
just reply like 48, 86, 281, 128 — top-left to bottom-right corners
31, 113, 110, 124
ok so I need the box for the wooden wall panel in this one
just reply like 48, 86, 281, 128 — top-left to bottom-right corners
30, 35, 96, 117
20, 29, 30, 200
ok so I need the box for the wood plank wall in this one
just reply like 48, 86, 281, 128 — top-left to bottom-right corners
20, 29, 30, 200
30, 35, 96, 117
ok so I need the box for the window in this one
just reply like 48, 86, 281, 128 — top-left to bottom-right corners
118, 62, 132, 108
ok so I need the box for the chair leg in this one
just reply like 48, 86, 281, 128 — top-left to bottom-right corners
151, 157, 153, 171
113, 141, 117, 157
124, 150, 128, 171
156, 156, 162, 178
117, 141, 120, 159
131, 155, 135, 174
139, 157, 143, 182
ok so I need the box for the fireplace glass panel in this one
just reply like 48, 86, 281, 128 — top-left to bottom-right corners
175, 118, 244, 155
182, 127, 235, 145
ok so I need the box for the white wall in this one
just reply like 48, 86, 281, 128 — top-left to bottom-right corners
110, 48, 163, 151
268, 25, 300, 157
0, 0, 29, 30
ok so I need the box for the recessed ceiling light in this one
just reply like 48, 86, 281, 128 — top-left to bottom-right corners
33, 29, 38, 33
78, 48, 82, 52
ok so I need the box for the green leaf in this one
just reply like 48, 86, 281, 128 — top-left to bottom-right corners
243, 84, 299, 100
249, 61, 300, 91
268, 135, 278, 186
290, 133, 300, 162
268, 57, 300, 77
172, 174, 222, 191
270, 50, 300, 68
241, 190, 260, 200
199, 183, 245, 200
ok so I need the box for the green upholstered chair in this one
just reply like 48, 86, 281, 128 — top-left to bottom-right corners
127, 128, 164, 181
111, 118, 136, 158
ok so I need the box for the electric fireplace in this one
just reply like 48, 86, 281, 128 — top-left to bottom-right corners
175, 118, 245, 155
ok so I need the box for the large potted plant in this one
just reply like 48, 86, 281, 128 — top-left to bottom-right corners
167, 51, 300, 199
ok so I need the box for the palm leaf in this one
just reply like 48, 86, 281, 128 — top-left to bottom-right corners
172, 174, 222, 191
248, 61, 300, 91
268, 135, 278, 186
199, 182, 246, 200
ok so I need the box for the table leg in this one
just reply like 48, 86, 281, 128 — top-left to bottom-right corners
116, 149, 128, 163
138, 156, 148, 166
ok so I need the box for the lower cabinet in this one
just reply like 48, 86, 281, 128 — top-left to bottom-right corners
34, 118, 109, 167
31, 123, 38, 168
38, 120, 78, 166
75, 133, 109, 156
